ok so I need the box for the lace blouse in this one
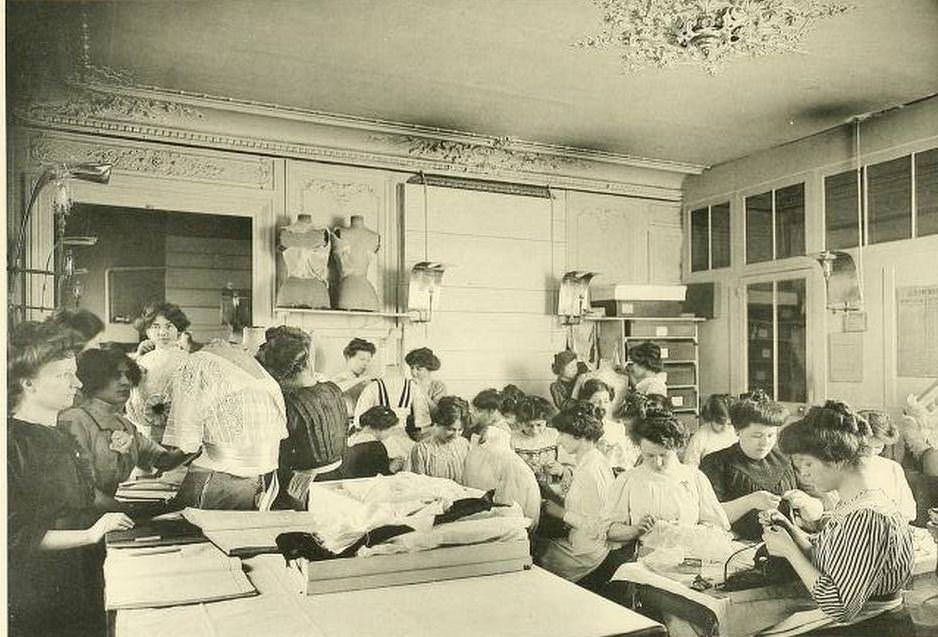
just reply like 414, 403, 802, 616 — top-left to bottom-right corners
126, 347, 189, 442
162, 345, 287, 477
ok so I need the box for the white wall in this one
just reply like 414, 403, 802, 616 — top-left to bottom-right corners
683, 96, 938, 414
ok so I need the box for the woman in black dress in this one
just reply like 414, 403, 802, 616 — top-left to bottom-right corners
342, 405, 403, 478
8, 321, 134, 636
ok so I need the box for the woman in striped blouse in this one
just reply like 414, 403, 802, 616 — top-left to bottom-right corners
761, 401, 915, 636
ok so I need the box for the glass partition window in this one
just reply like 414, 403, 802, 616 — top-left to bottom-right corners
867, 155, 912, 244
745, 184, 804, 263
824, 169, 862, 249
746, 278, 807, 402
916, 148, 938, 237
689, 202, 731, 272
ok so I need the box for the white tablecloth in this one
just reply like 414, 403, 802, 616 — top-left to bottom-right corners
114, 558, 664, 637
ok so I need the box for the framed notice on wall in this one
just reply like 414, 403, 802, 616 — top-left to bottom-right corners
897, 285, 938, 377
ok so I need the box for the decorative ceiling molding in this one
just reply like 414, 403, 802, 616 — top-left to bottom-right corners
27, 133, 274, 189
13, 83, 693, 201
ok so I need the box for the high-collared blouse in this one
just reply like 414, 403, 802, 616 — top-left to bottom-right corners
162, 344, 287, 477
407, 435, 470, 483
58, 397, 168, 497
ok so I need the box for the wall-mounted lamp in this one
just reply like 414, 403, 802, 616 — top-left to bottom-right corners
813, 250, 862, 312
558, 270, 598, 325
8, 162, 111, 320
408, 261, 446, 323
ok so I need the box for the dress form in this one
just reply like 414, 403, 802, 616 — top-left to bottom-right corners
277, 214, 331, 309
332, 215, 380, 311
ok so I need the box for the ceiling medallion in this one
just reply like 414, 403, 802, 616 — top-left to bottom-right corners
577, 0, 854, 74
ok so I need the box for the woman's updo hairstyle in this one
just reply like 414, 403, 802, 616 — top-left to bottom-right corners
134, 302, 190, 336
701, 393, 734, 425
76, 346, 143, 395
499, 384, 526, 419
471, 388, 502, 412
857, 409, 901, 447
729, 388, 788, 430
551, 400, 605, 442
629, 410, 689, 450
779, 400, 873, 464
615, 390, 672, 422
255, 325, 311, 384
8, 321, 75, 408
434, 395, 472, 428
359, 405, 399, 431
579, 378, 614, 402
516, 395, 555, 423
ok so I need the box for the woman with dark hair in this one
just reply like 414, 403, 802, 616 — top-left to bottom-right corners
500, 383, 526, 429
407, 395, 471, 482
580, 378, 637, 471
683, 393, 738, 466
538, 401, 614, 584
8, 321, 134, 636
264, 327, 349, 509
762, 401, 916, 636
126, 302, 191, 442
342, 406, 403, 478
45, 308, 106, 353
604, 411, 728, 547
700, 390, 823, 540
549, 350, 580, 409
511, 395, 559, 480
405, 347, 446, 413
58, 347, 187, 510
164, 326, 288, 510
627, 342, 667, 395
333, 337, 376, 415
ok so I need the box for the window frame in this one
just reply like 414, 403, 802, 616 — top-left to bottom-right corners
743, 181, 806, 264
687, 200, 731, 273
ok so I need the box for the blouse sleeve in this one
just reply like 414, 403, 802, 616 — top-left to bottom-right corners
133, 426, 168, 470
563, 462, 611, 533
694, 468, 731, 529
56, 409, 95, 466
407, 443, 427, 475
7, 434, 55, 555
698, 453, 728, 502
811, 509, 897, 622
601, 470, 634, 526
682, 431, 704, 467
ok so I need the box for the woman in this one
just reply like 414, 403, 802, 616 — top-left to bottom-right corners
855, 410, 916, 522
580, 378, 637, 471
604, 410, 729, 546
45, 308, 106, 353
332, 337, 376, 416
164, 327, 288, 510
126, 302, 191, 443
468, 388, 512, 444
700, 390, 822, 540
762, 402, 915, 636
408, 395, 471, 482
8, 321, 134, 637
272, 327, 348, 508
626, 342, 667, 395
405, 347, 446, 413
58, 347, 188, 511
683, 393, 738, 467
342, 406, 404, 478
538, 401, 614, 584
549, 350, 579, 410
511, 395, 559, 481
500, 383, 526, 429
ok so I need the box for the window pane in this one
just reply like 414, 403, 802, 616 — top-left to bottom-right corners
691, 207, 709, 272
746, 192, 773, 263
868, 155, 912, 244
747, 282, 774, 397
776, 279, 807, 403
825, 170, 861, 249
916, 148, 938, 237
775, 183, 805, 258
711, 202, 731, 268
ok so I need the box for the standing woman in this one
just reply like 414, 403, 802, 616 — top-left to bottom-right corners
126, 302, 191, 443
763, 401, 915, 636
8, 322, 133, 637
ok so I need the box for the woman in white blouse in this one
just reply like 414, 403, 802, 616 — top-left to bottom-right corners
605, 410, 729, 546
538, 401, 615, 584
165, 327, 294, 510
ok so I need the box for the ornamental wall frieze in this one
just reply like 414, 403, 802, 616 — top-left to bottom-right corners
28, 135, 274, 189
18, 88, 204, 126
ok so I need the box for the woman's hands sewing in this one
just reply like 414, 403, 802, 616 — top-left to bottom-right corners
759, 509, 812, 554
636, 514, 657, 535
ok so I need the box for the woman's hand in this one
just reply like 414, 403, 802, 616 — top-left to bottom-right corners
636, 514, 657, 535
761, 524, 798, 560
388, 457, 405, 473
135, 339, 156, 358
783, 489, 824, 523
109, 430, 134, 455
90, 512, 134, 542
747, 490, 782, 510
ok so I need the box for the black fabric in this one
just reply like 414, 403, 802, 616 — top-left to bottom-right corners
341, 441, 391, 478
7, 418, 103, 637
281, 382, 348, 472
805, 605, 915, 637
433, 489, 498, 525
699, 442, 797, 540
576, 544, 636, 594
276, 524, 415, 563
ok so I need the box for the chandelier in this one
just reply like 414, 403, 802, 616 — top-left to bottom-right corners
577, 0, 853, 74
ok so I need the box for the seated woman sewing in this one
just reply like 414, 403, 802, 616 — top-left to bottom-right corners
761, 401, 915, 636
165, 328, 290, 510
58, 347, 189, 512
511, 395, 559, 481
343, 406, 404, 478
604, 408, 729, 550
700, 390, 823, 540
537, 401, 614, 587
8, 321, 134, 637
407, 395, 471, 482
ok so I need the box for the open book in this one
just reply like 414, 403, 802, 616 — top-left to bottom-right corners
104, 542, 256, 610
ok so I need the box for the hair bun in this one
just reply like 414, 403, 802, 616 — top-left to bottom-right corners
740, 388, 769, 403
820, 400, 872, 436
